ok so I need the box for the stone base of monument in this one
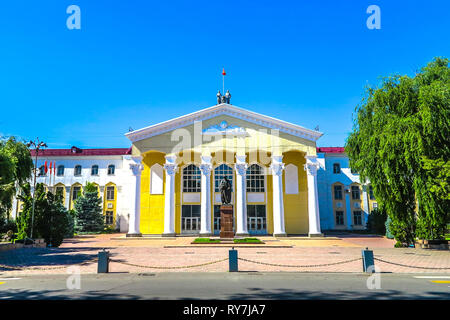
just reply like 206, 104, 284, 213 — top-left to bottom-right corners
219, 204, 235, 240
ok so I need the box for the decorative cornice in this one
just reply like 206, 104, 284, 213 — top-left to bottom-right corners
125, 104, 323, 143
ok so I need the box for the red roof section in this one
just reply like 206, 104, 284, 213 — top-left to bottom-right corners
316, 147, 345, 154
30, 146, 132, 157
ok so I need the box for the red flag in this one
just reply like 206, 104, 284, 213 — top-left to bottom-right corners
222, 68, 226, 76
44, 161, 48, 174
49, 161, 52, 173
53, 162, 56, 175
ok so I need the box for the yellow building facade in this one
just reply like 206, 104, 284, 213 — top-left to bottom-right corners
125, 103, 324, 237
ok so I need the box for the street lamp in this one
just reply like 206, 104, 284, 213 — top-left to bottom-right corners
26, 138, 47, 240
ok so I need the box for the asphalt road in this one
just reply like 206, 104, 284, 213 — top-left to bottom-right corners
0, 272, 449, 300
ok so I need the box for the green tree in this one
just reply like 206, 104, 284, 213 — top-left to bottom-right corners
74, 182, 104, 232
0, 137, 33, 221
36, 191, 71, 247
16, 183, 47, 240
346, 57, 449, 244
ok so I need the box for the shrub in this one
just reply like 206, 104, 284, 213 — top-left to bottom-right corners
366, 208, 387, 234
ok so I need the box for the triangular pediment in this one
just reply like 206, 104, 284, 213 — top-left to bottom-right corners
125, 103, 322, 142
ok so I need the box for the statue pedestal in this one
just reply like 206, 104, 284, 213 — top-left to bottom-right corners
220, 205, 234, 240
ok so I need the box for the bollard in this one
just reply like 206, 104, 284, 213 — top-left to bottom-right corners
229, 248, 238, 272
362, 247, 375, 273
98, 249, 110, 273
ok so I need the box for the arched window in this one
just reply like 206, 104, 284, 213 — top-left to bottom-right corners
182, 164, 201, 193
107, 165, 115, 175
246, 164, 265, 192
39, 165, 46, 176
57, 165, 64, 176
91, 165, 99, 175
74, 165, 82, 176
214, 164, 233, 192
333, 163, 341, 174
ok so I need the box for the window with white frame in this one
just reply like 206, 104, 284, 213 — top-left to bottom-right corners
214, 164, 233, 192
182, 164, 201, 193
246, 164, 265, 192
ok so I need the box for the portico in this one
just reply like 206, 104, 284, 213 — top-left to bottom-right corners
125, 102, 323, 237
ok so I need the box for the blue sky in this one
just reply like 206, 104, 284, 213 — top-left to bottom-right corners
0, 1, 448, 148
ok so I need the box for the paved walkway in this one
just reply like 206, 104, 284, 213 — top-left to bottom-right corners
0, 234, 448, 275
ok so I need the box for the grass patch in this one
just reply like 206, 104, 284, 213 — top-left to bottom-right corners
193, 238, 221, 243
233, 238, 263, 244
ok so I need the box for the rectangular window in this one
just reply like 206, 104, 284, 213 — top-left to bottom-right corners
333, 163, 341, 174
72, 186, 81, 201
335, 211, 344, 225
181, 205, 201, 218
351, 186, 360, 200
106, 186, 115, 200
55, 187, 64, 201
105, 211, 114, 225
353, 211, 362, 225
334, 185, 343, 200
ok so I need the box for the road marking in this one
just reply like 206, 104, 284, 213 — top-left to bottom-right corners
0, 278, 21, 281
414, 276, 450, 279
0, 282, 4, 285
430, 280, 450, 284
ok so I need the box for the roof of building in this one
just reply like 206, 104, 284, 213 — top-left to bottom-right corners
125, 103, 324, 143
316, 147, 345, 154
30, 146, 132, 157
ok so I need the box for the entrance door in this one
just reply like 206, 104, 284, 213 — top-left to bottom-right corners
182, 205, 201, 234
182, 217, 200, 233
247, 205, 267, 235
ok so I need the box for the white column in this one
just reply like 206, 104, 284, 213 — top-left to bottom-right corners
271, 155, 286, 236
235, 155, 249, 236
127, 160, 144, 237
345, 187, 352, 230
199, 155, 212, 236
163, 155, 177, 236
305, 155, 323, 237
65, 186, 71, 211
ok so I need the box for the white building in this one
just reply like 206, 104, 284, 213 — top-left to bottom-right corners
12, 146, 134, 232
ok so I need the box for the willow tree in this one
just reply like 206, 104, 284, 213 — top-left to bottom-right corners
0, 137, 33, 220
346, 57, 449, 244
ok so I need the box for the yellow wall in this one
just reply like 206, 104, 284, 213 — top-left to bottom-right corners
103, 182, 117, 226
140, 152, 166, 234
135, 114, 316, 235
282, 151, 309, 234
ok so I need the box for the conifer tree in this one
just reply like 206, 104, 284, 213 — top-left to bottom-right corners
74, 182, 104, 232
